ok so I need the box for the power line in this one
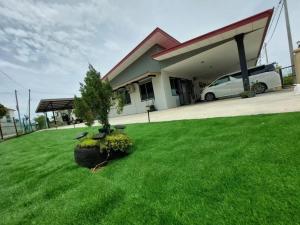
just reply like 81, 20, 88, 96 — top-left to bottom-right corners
266, 1, 284, 44
267, 0, 282, 36
0, 69, 27, 89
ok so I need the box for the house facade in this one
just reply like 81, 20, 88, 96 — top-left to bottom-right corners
0, 108, 15, 124
105, 9, 274, 117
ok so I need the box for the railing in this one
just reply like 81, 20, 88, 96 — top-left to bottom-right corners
278, 65, 296, 86
0, 117, 36, 140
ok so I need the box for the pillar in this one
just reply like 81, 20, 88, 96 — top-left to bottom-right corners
293, 47, 300, 94
235, 34, 250, 92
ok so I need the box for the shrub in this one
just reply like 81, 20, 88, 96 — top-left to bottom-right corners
283, 76, 295, 86
240, 90, 256, 98
0, 104, 7, 119
77, 138, 99, 148
102, 132, 132, 153
34, 115, 47, 129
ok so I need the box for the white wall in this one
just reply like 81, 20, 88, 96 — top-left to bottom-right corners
109, 74, 170, 117
0, 109, 15, 123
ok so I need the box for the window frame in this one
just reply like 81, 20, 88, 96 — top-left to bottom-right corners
139, 81, 155, 101
117, 88, 131, 105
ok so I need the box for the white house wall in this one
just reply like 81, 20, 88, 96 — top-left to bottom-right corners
109, 73, 170, 117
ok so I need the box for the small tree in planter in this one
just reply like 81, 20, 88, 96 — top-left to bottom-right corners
73, 65, 132, 170
74, 65, 124, 131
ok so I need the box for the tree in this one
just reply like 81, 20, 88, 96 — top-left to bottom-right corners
74, 65, 124, 132
0, 104, 8, 119
34, 115, 46, 130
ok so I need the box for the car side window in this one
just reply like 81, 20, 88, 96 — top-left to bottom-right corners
231, 72, 242, 79
211, 76, 229, 86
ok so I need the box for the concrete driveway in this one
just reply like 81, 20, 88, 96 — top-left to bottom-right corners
56, 88, 300, 129
108, 88, 300, 124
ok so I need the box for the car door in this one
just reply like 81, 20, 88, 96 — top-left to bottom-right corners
228, 74, 243, 96
211, 76, 231, 98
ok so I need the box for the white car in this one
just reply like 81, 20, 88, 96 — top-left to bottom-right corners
201, 64, 282, 101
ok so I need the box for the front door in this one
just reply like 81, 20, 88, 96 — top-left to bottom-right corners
179, 79, 192, 105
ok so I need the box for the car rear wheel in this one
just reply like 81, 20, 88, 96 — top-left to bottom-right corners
205, 93, 215, 101
253, 83, 267, 94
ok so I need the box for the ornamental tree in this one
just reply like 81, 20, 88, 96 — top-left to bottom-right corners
74, 65, 123, 132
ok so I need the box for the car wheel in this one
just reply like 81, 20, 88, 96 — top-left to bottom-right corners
205, 93, 215, 101
253, 83, 267, 94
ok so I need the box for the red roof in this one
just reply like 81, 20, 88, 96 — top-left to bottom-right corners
102, 27, 180, 80
103, 9, 273, 80
153, 9, 273, 59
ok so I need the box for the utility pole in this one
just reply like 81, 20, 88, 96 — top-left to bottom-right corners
14, 90, 23, 133
283, 0, 295, 75
264, 43, 269, 64
28, 89, 32, 131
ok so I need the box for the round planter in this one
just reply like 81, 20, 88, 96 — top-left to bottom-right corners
74, 146, 107, 168
108, 150, 128, 160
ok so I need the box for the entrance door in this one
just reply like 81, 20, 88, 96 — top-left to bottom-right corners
177, 79, 192, 105
171, 77, 193, 106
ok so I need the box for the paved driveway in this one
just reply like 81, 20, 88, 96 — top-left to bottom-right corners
56, 88, 300, 129
108, 88, 300, 124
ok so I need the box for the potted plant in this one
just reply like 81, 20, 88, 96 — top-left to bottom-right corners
74, 137, 107, 168
73, 65, 133, 170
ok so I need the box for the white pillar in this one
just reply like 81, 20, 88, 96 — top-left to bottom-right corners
293, 48, 300, 94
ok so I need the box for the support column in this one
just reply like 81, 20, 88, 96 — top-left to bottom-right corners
235, 34, 250, 92
293, 47, 300, 94
44, 112, 49, 129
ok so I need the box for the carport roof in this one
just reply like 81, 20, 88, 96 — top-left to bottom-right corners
35, 98, 74, 113
152, 9, 273, 61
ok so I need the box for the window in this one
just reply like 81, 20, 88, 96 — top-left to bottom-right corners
249, 65, 266, 76
210, 76, 229, 86
139, 81, 155, 101
6, 115, 11, 123
117, 89, 131, 105
231, 72, 242, 79
169, 77, 180, 96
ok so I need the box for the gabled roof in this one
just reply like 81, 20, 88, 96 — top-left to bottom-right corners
153, 9, 273, 60
102, 28, 180, 81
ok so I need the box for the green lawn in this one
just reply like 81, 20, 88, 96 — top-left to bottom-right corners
0, 113, 300, 225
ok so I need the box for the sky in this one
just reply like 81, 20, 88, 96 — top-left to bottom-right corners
0, 0, 299, 119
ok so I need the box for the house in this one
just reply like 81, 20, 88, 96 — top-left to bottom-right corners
0, 108, 15, 124
103, 9, 273, 117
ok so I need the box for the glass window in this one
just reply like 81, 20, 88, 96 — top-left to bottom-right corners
231, 72, 242, 79
249, 65, 266, 76
169, 77, 179, 96
139, 81, 155, 101
210, 76, 229, 86
117, 89, 131, 105
6, 115, 11, 123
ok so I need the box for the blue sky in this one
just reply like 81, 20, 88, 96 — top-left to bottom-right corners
0, 0, 299, 118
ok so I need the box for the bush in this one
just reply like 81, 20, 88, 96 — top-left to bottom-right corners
34, 115, 47, 129
77, 138, 99, 148
283, 76, 295, 85
240, 90, 256, 98
102, 132, 132, 153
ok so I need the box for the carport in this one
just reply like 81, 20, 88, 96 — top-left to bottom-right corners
36, 98, 74, 128
153, 9, 273, 104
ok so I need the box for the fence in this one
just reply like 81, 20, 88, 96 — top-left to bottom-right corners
278, 65, 296, 86
0, 117, 36, 140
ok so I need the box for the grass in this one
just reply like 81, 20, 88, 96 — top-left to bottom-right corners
0, 112, 300, 225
